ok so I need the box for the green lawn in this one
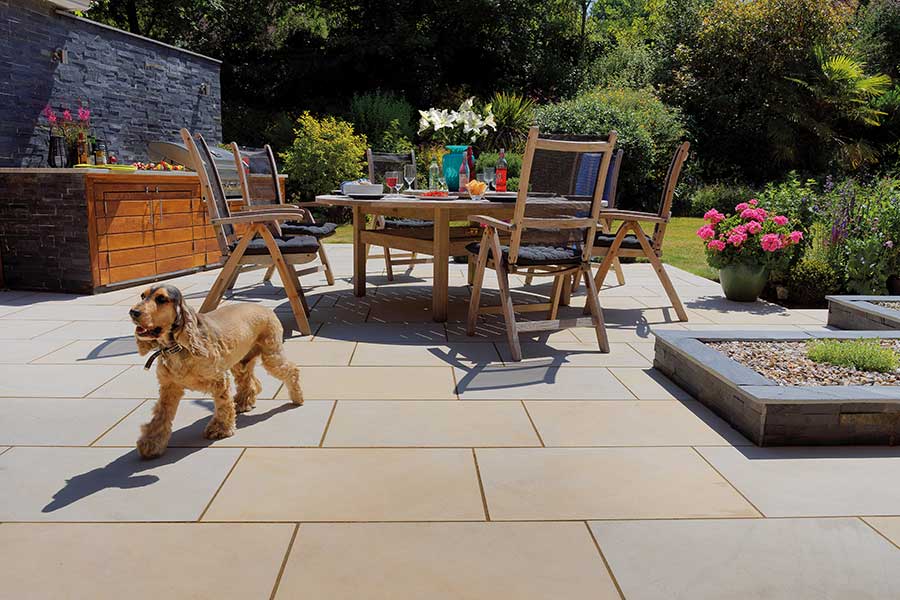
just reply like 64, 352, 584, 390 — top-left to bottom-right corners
324, 216, 715, 282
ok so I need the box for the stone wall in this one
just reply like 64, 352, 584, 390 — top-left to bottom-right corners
0, 0, 222, 166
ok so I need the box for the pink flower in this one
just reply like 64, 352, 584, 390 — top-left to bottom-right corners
77, 106, 90, 122
707, 239, 726, 252
697, 224, 716, 240
735, 202, 749, 211
740, 207, 768, 221
886, 240, 895, 249
62, 109, 72, 122
731, 224, 747, 235
42, 105, 57, 125
727, 232, 746, 247
703, 209, 725, 224
788, 230, 803, 244
749, 199, 759, 206
761, 233, 783, 252
772, 215, 789, 226
746, 220, 762, 234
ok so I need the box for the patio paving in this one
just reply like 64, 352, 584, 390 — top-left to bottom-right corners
0, 244, 897, 598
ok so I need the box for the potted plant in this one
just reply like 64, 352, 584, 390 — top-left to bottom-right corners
42, 103, 91, 167
697, 200, 804, 302
417, 97, 495, 190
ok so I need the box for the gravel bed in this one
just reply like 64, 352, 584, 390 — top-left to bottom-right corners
708, 340, 900, 386
873, 301, 900, 312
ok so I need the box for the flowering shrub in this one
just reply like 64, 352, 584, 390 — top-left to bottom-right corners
698, 199, 804, 270
417, 97, 496, 144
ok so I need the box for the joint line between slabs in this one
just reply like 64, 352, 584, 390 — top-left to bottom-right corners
318, 400, 338, 447
690, 446, 765, 518
198, 447, 246, 522
519, 400, 545, 447
585, 521, 627, 600
88, 398, 149, 446
268, 522, 300, 600
858, 516, 900, 551
471, 449, 491, 521
26, 339, 79, 364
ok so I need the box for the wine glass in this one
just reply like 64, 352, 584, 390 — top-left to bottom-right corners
403, 164, 416, 192
384, 170, 400, 196
483, 167, 495, 191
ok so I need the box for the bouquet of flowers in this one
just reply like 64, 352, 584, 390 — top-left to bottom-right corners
417, 97, 496, 144
697, 199, 804, 270
42, 103, 90, 143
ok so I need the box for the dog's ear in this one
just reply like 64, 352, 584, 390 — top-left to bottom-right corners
171, 290, 209, 357
134, 337, 157, 356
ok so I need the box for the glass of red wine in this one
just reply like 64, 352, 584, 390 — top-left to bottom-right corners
385, 170, 400, 196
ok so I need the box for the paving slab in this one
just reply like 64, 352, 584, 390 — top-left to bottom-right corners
697, 446, 900, 517
96, 399, 333, 447
863, 517, 900, 549
0, 339, 69, 363
455, 365, 634, 400
32, 338, 146, 365
610, 367, 693, 400
323, 400, 539, 447
476, 447, 759, 520
281, 339, 357, 366
0, 364, 128, 398
204, 448, 484, 521
34, 321, 137, 340
0, 523, 293, 600
277, 366, 457, 400
351, 342, 501, 366
525, 400, 750, 447
0, 446, 241, 521
0, 319, 70, 339
591, 518, 900, 600
0, 398, 141, 445
90, 365, 284, 399
495, 342, 651, 367
276, 522, 620, 600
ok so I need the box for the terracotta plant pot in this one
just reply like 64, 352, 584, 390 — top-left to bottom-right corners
719, 263, 769, 302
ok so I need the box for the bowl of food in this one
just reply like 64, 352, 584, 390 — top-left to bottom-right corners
466, 180, 488, 201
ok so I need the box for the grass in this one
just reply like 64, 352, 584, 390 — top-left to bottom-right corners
806, 339, 899, 373
323, 216, 715, 281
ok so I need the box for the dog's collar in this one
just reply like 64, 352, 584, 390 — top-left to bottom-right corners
144, 343, 184, 370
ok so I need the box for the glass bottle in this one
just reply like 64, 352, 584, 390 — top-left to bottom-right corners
428, 158, 440, 190
495, 148, 508, 192
458, 148, 470, 193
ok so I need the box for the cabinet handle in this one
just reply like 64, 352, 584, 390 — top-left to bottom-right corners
155, 186, 160, 193
145, 186, 150, 194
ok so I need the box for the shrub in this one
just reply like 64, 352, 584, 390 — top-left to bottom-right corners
855, 0, 900, 80
687, 183, 757, 218
534, 87, 686, 211
280, 112, 367, 201
379, 119, 414, 154
584, 40, 658, 91
483, 92, 535, 153
474, 151, 523, 179
785, 256, 841, 307
348, 91, 414, 152
807, 339, 898, 373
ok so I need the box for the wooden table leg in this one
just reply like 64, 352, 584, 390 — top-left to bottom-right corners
432, 208, 450, 322
352, 206, 366, 297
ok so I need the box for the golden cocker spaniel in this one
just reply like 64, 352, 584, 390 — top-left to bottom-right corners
130, 284, 303, 458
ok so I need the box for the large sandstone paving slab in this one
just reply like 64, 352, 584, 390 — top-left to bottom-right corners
476, 447, 759, 520
0, 523, 293, 600
276, 522, 620, 600
0, 446, 241, 521
203, 448, 484, 521
0, 364, 129, 398
0, 397, 141, 446
591, 518, 900, 600
455, 365, 634, 400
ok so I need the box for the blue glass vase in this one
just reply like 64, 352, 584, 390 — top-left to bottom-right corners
443, 145, 469, 191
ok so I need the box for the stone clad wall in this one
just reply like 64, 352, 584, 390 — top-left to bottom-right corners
0, 0, 222, 166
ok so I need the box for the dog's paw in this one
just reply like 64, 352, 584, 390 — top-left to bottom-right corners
234, 399, 256, 413
287, 385, 304, 406
204, 418, 236, 440
136, 435, 167, 459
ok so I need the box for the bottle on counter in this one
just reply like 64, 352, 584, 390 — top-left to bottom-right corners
94, 139, 107, 166
458, 148, 470, 193
76, 132, 90, 165
495, 148, 508, 192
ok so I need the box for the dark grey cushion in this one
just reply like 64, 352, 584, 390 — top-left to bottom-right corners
594, 232, 650, 251
383, 218, 434, 228
230, 234, 319, 256
465, 242, 582, 266
280, 221, 338, 238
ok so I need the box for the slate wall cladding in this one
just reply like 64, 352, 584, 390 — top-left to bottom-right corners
0, 0, 221, 166
0, 172, 92, 292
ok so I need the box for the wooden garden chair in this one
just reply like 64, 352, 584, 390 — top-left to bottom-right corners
466, 126, 618, 361
365, 148, 432, 280
586, 142, 691, 322
230, 143, 337, 285
181, 129, 318, 335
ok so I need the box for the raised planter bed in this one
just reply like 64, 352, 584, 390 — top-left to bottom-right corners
654, 330, 900, 446
827, 295, 900, 330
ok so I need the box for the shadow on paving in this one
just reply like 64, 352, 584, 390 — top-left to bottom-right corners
687, 296, 789, 315
82, 337, 139, 361
41, 400, 300, 513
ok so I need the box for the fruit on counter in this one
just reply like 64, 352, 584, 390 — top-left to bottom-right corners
466, 179, 488, 197
422, 190, 449, 197
132, 160, 186, 171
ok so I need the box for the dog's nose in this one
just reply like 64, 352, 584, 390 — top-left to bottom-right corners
129, 309, 142, 320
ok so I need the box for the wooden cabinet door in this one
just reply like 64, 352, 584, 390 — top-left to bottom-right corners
149, 183, 203, 275
93, 186, 156, 285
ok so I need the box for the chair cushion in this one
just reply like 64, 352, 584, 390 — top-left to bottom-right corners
594, 232, 651, 251
230, 234, 319, 256
280, 221, 338, 238
383, 218, 434, 228
465, 242, 582, 266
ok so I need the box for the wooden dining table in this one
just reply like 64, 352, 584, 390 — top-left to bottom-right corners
314, 194, 591, 322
